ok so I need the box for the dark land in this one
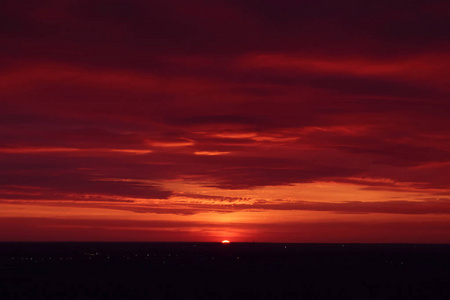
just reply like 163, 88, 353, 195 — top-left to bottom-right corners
1, 242, 449, 299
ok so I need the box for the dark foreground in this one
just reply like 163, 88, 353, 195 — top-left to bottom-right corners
0, 243, 449, 300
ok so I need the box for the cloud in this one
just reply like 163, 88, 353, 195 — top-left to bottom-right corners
1, 216, 450, 243
0, 0, 449, 241
247, 199, 450, 215
0, 172, 172, 200
194, 151, 230, 156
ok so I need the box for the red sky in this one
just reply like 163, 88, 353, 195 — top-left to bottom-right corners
1, 0, 450, 242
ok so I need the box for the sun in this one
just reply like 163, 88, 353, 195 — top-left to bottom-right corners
221, 240, 230, 244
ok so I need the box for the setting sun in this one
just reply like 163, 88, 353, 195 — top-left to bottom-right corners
221, 240, 231, 244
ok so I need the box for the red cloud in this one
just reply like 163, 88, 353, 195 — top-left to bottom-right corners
1, 0, 449, 241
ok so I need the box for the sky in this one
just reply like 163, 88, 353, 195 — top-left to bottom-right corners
1, 0, 450, 243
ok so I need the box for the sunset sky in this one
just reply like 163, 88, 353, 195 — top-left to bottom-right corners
1, 0, 450, 243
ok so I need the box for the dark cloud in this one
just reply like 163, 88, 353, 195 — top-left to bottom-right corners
0, 173, 172, 200
1, 216, 450, 243
250, 199, 450, 215
2, 0, 449, 60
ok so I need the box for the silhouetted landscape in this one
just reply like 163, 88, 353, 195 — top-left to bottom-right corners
1, 243, 449, 299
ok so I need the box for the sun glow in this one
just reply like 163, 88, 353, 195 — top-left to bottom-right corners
221, 240, 230, 244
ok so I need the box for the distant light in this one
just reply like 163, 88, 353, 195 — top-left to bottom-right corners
221, 240, 231, 244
